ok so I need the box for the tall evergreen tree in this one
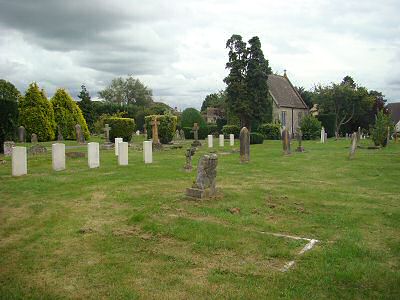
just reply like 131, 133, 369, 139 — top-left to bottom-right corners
77, 85, 94, 131
0, 79, 20, 152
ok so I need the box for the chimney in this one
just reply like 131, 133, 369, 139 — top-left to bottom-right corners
283, 69, 287, 78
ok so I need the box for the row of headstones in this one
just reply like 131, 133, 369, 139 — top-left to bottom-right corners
207, 134, 235, 147
16, 125, 86, 144
10, 140, 154, 177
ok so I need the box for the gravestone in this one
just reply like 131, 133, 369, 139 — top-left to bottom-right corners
180, 129, 185, 140
88, 142, 100, 168
191, 123, 202, 147
282, 128, 291, 155
175, 129, 181, 140
18, 126, 26, 143
184, 147, 196, 172
239, 127, 250, 163
143, 140, 153, 163
3, 141, 15, 156
57, 126, 63, 141
52, 143, 65, 171
324, 132, 328, 142
186, 153, 218, 199
349, 132, 357, 159
219, 134, 224, 147
208, 135, 213, 148
386, 126, 390, 146
320, 127, 325, 143
31, 133, 38, 144
143, 124, 147, 137
136, 130, 140, 136
28, 144, 47, 155
151, 117, 161, 144
75, 124, 85, 144
230, 134, 234, 146
118, 142, 129, 166
114, 138, 123, 156
357, 126, 361, 142
12, 146, 27, 176
295, 129, 304, 152
104, 124, 111, 143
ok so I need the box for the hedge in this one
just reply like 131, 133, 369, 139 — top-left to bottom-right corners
182, 125, 217, 139
317, 113, 335, 138
0, 79, 19, 153
104, 117, 135, 142
300, 115, 322, 140
19, 82, 56, 142
51, 88, 90, 140
145, 114, 177, 144
180, 108, 207, 128
258, 123, 280, 140
250, 132, 264, 144
222, 125, 240, 138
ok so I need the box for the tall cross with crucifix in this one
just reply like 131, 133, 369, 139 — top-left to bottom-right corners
151, 117, 160, 144
104, 124, 111, 143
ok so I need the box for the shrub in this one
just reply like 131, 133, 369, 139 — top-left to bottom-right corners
180, 108, 207, 128
300, 115, 322, 140
207, 124, 219, 137
371, 110, 391, 147
145, 114, 177, 144
222, 125, 240, 138
104, 117, 135, 142
19, 82, 56, 142
51, 88, 90, 140
250, 132, 264, 144
0, 79, 20, 153
258, 123, 280, 140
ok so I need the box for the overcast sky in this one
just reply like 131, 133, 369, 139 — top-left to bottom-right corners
0, 0, 399, 109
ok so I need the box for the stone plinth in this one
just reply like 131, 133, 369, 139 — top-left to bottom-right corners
186, 188, 210, 199
52, 143, 65, 171
114, 138, 123, 156
143, 141, 153, 164
118, 142, 128, 166
12, 146, 27, 176
88, 142, 100, 168
208, 135, 213, 148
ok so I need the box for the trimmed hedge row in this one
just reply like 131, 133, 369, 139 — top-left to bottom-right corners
222, 125, 240, 138
250, 132, 264, 144
145, 114, 177, 144
258, 123, 280, 140
105, 117, 135, 142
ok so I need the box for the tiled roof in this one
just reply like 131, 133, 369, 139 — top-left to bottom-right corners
387, 102, 400, 123
267, 74, 308, 109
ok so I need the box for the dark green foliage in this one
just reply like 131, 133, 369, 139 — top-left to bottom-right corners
207, 124, 218, 136
300, 115, 322, 140
295, 86, 313, 108
51, 88, 90, 140
0, 79, 20, 153
104, 117, 135, 142
19, 83, 55, 142
180, 108, 206, 129
182, 126, 210, 139
216, 118, 227, 132
371, 111, 392, 147
250, 132, 264, 144
317, 114, 335, 137
145, 114, 177, 144
77, 85, 95, 132
201, 91, 226, 112
258, 123, 281, 140
222, 125, 240, 138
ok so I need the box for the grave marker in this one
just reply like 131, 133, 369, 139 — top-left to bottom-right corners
186, 154, 218, 199
349, 132, 357, 159
208, 135, 213, 148
75, 124, 85, 144
31, 133, 38, 144
143, 141, 153, 163
282, 128, 291, 155
230, 134, 234, 146
18, 126, 26, 143
114, 137, 123, 156
12, 146, 27, 176
52, 143, 65, 171
239, 127, 250, 163
219, 134, 224, 147
118, 142, 129, 166
88, 142, 100, 168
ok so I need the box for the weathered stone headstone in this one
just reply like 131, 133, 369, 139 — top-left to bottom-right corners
143, 124, 147, 137
18, 126, 26, 143
114, 137, 123, 156
180, 129, 185, 140
75, 124, 85, 144
186, 153, 218, 199
295, 129, 304, 152
12, 146, 27, 176
219, 134, 224, 147
324, 132, 328, 142
88, 142, 100, 168
3, 141, 15, 156
136, 130, 140, 136
118, 142, 129, 166
31, 133, 38, 144
52, 143, 65, 171
357, 126, 361, 142
104, 124, 111, 143
191, 123, 202, 147
184, 147, 196, 172
143, 140, 153, 164
239, 127, 250, 163
57, 126, 63, 141
320, 127, 325, 144
151, 116, 161, 145
386, 126, 390, 146
349, 132, 357, 159
175, 129, 181, 140
28, 144, 47, 155
282, 128, 291, 155
208, 135, 213, 148
230, 134, 234, 146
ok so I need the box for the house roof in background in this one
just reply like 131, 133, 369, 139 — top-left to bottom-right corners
387, 102, 400, 123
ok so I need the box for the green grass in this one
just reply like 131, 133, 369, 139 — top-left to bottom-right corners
0, 137, 399, 299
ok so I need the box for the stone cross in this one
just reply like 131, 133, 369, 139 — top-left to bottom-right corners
282, 128, 291, 155
184, 147, 196, 172
239, 127, 250, 163
295, 129, 304, 152
104, 123, 111, 143
31, 133, 38, 144
150, 117, 160, 144
349, 132, 357, 159
18, 126, 26, 143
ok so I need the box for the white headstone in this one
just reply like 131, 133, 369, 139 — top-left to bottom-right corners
219, 134, 224, 147
321, 127, 325, 143
143, 141, 153, 164
52, 143, 65, 171
88, 142, 100, 168
208, 135, 213, 148
118, 142, 128, 166
12, 146, 27, 176
230, 134, 234, 146
136, 130, 140, 136
114, 137, 123, 156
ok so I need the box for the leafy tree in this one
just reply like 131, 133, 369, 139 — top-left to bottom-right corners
224, 34, 272, 130
295, 86, 314, 108
300, 115, 322, 140
77, 85, 94, 131
371, 110, 392, 147
0, 79, 20, 152
180, 108, 206, 128
99, 75, 153, 107
19, 83, 56, 142
51, 88, 90, 140
201, 91, 226, 112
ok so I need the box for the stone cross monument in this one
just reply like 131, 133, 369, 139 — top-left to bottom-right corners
151, 117, 160, 144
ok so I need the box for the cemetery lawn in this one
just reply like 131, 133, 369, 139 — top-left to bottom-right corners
0, 138, 399, 299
